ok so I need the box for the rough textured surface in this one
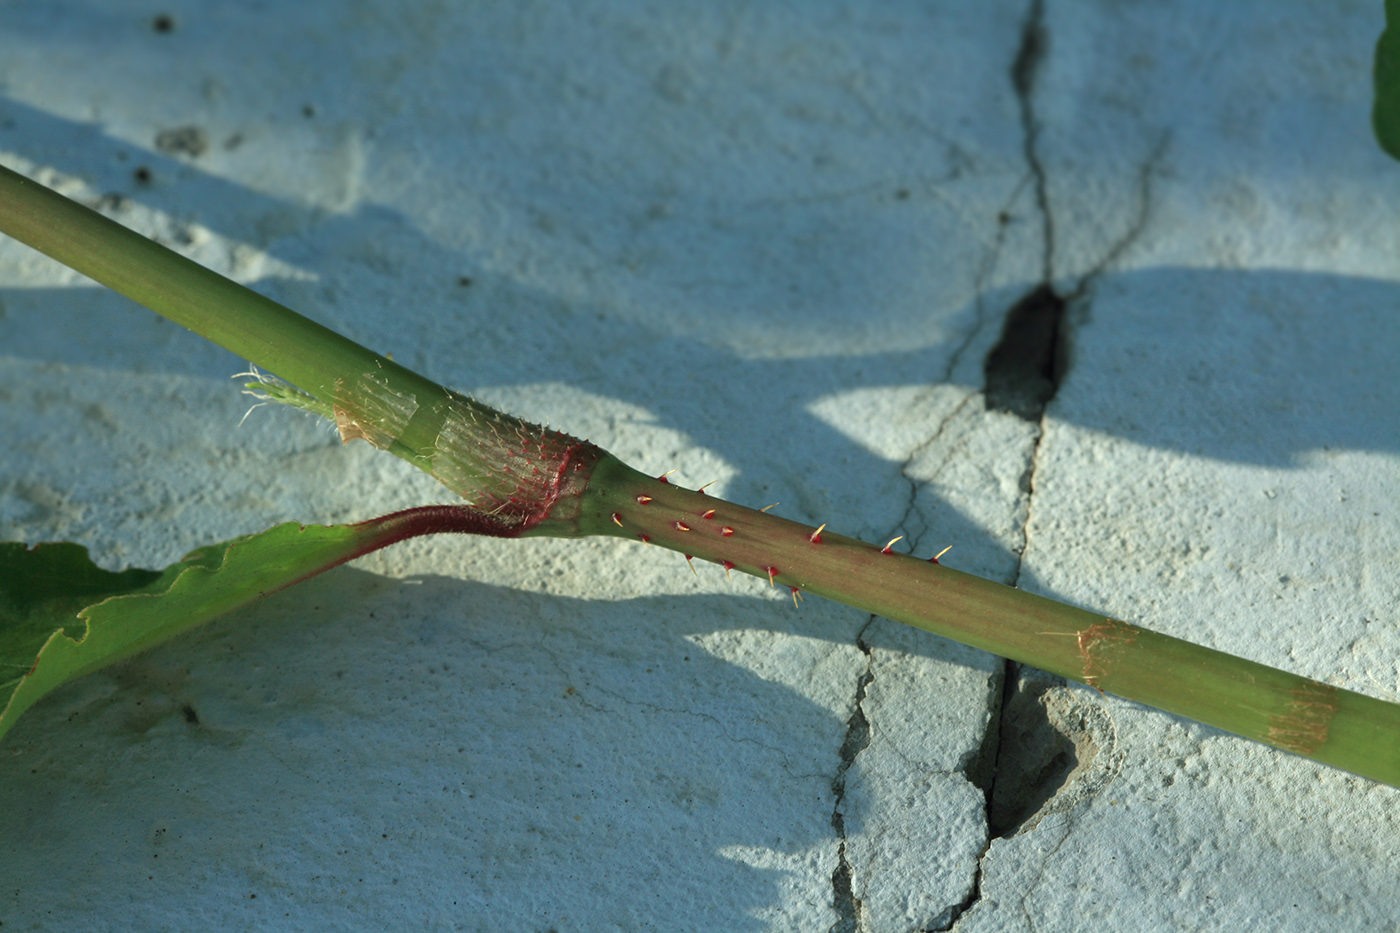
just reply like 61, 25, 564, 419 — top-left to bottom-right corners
1, 1, 1397, 930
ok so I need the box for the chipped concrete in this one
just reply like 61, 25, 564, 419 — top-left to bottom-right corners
2, 1, 1399, 930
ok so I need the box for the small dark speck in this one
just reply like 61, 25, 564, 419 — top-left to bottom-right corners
181, 704, 199, 724
302, 104, 317, 118
894, 188, 910, 200
457, 276, 473, 287
155, 126, 209, 158
152, 14, 175, 33
133, 166, 153, 185
249, 893, 257, 899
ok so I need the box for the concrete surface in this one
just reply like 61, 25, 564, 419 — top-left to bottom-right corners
1, 1, 1397, 930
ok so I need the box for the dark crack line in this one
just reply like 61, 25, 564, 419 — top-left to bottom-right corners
833, 2, 1163, 925
827, 380, 980, 933
952, 1, 1056, 927
1065, 132, 1168, 302
892, 391, 979, 558
1012, 0, 1052, 283
961, 7, 1167, 925
828, 618, 875, 933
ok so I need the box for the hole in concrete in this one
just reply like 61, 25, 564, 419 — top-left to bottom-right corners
988, 676, 1081, 838
982, 283, 1067, 421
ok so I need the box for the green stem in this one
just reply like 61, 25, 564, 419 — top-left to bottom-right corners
579, 459, 1400, 786
0, 163, 593, 533
4, 161, 1398, 787
0, 165, 399, 408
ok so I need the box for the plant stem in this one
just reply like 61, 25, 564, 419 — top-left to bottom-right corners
0, 162, 594, 534
0, 165, 394, 406
3, 161, 1398, 787
582, 458, 1400, 787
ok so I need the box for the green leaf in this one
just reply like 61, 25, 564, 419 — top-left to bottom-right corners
0, 513, 449, 743
1375, 0, 1400, 160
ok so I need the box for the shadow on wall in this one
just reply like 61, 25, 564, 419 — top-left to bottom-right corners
0, 566, 959, 931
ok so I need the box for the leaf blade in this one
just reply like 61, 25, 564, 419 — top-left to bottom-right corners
0, 520, 389, 742
1375, 0, 1400, 159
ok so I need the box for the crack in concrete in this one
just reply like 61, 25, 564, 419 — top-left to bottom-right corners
1012, 0, 1053, 284
827, 618, 875, 933
952, 1, 1055, 926
823, 4, 1071, 923
820, 173, 1014, 927
824, 2, 1167, 922
955, 3, 1166, 925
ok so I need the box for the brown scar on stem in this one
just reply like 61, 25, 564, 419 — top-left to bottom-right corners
1076, 618, 1137, 692
333, 407, 376, 445
1264, 680, 1339, 755
331, 371, 419, 449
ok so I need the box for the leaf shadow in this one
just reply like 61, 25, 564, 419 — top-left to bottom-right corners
0, 562, 989, 931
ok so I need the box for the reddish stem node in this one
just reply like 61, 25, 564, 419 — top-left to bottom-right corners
809, 523, 827, 545
674, 521, 691, 532
610, 512, 624, 527
881, 535, 904, 555
720, 526, 735, 537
